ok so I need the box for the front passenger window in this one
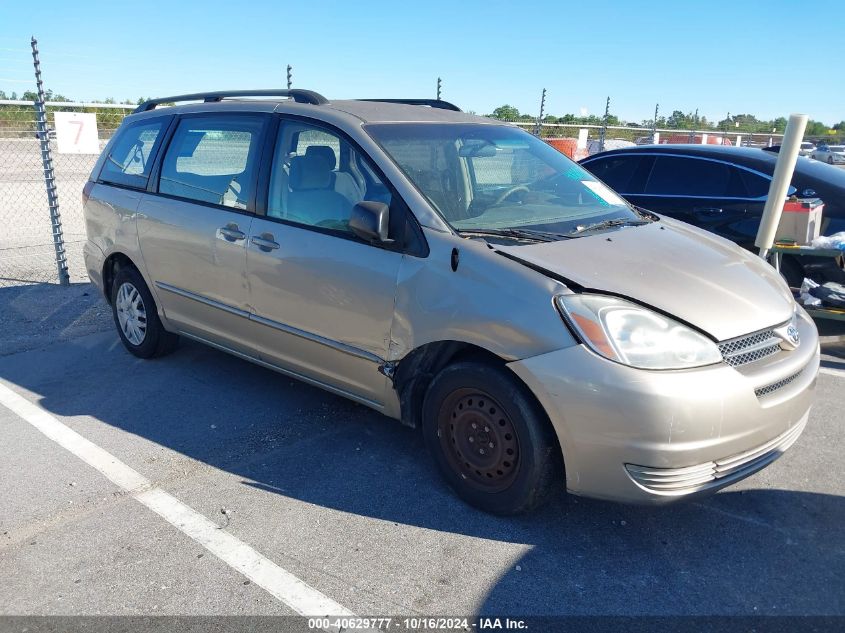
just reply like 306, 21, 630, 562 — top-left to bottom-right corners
159, 116, 264, 209
268, 122, 390, 234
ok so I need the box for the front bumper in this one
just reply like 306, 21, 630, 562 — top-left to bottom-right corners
508, 309, 819, 504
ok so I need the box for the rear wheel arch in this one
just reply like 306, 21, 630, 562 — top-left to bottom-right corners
102, 252, 140, 305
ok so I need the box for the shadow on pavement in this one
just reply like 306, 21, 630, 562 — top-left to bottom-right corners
0, 282, 111, 356
0, 328, 842, 615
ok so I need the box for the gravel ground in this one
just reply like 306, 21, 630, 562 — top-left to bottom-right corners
0, 282, 112, 356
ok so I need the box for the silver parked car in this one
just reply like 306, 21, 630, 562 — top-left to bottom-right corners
82, 89, 820, 514
811, 144, 845, 164
799, 141, 816, 157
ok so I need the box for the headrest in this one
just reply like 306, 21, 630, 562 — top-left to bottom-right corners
289, 154, 334, 190
305, 145, 337, 169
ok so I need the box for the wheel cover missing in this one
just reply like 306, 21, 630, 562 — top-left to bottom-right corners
437, 388, 521, 492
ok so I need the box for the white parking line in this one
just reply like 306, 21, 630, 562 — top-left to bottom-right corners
0, 382, 355, 629
819, 366, 845, 379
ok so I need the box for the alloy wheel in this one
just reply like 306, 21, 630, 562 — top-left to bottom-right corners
115, 281, 147, 346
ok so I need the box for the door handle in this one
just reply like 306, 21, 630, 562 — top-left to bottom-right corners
251, 233, 280, 251
217, 224, 246, 242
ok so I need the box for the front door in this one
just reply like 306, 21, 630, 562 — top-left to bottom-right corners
245, 118, 404, 406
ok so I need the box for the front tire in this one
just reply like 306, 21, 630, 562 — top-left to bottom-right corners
422, 361, 562, 514
111, 266, 178, 358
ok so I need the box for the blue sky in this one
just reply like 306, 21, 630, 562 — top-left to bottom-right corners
1, 0, 842, 124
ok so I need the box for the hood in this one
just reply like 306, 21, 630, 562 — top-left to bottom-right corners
496, 218, 795, 341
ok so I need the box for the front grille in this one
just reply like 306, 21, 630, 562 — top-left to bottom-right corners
718, 329, 782, 367
625, 417, 807, 496
755, 369, 804, 398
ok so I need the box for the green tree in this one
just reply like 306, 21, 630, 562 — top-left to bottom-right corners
805, 120, 830, 136
491, 104, 519, 120
666, 110, 690, 128
20, 88, 68, 102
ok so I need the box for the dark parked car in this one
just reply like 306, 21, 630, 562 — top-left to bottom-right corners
580, 145, 845, 284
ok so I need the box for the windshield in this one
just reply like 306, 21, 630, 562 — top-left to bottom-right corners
830, 146, 845, 152
365, 123, 646, 236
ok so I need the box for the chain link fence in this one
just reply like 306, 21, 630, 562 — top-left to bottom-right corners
504, 120, 787, 160
0, 100, 819, 288
0, 100, 133, 287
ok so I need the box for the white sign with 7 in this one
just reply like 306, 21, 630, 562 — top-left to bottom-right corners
54, 111, 100, 154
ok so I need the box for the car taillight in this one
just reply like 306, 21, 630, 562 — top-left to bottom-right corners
82, 180, 94, 205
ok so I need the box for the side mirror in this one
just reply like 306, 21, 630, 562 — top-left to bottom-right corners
349, 201, 391, 243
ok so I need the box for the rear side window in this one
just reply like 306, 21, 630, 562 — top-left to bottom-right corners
645, 156, 731, 197
583, 155, 645, 193
99, 120, 166, 189
159, 115, 265, 210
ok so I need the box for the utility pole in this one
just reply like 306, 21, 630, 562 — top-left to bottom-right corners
533, 88, 546, 137
436, 77, 442, 101
598, 95, 610, 152
286, 65, 292, 90
31, 36, 68, 286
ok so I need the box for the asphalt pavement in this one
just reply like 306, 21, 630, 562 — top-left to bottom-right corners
0, 296, 843, 621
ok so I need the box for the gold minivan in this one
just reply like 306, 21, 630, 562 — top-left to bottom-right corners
82, 90, 819, 514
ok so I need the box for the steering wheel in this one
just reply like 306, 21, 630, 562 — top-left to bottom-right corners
493, 185, 530, 206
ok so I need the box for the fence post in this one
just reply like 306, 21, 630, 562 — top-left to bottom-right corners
533, 88, 546, 137
598, 96, 610, 152
652, 103, 659, 143
31, 36, 69, 286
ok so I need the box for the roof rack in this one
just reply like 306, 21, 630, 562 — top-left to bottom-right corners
358, 98, 462, 112
134, 89, 329, 113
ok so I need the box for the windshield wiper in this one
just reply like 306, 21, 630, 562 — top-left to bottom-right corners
457, 227, 571, 242
570, 217, 650, 235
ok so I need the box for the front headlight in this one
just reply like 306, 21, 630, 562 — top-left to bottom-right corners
555, 294, 722, 370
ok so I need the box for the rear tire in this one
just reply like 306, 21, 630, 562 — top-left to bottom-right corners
422, 361, 562, 514
111, 266, 178, 358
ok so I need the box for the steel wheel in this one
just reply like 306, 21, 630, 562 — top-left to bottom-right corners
437, 388, 520, 493
115, 281, 147, 346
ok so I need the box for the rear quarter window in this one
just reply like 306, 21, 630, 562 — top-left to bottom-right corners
98, 120, 167, 189
582, 155, 646, 193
